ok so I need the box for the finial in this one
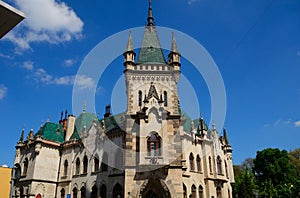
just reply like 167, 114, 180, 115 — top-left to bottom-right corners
171, 32, 179, 53
47, 115, 50, 122
200, 112, 203, 119
125, 31, 134, 52
83, 100, 87, 113
65, 109, 68, 119
147, 0, 154, 26
60, 111, 63, 120
19, 128, 25, 142
212, 120, 216, 130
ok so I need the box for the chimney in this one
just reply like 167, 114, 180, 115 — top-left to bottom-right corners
104, 105, 111, 118
65, 115, 76, 141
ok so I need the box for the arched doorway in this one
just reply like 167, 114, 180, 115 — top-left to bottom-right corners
141, 180, 170, 198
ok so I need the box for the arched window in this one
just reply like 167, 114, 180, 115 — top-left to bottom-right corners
198, 185, 203, 198
100, 152, 108, 172
80, 186, 86, 198
75, 158, 80, 175
225, 161, 229, 178
91, 185, 98, 198
147, 133, 161, 156
191, 184, 196, 198
60, 188, 65, 198
217, 156, 222, 174
216, 187, 222, 198
228, 189, 230, 198
115, 148, 123, 170
189, 153, 195, 171
63, 160, 68, 176
83, 155, 88, 174
183, 183, 187, 198
100, 184, 107, 198
209, 156, 212, 173
138, 90, 142, 107
196, 155, 201, 172
20, 186, 24, 198
113, 183, 122, 198
94, 157, 99, 172
73, 187, 78, 198
163, 91, 168, 106
23, 158, 28, 176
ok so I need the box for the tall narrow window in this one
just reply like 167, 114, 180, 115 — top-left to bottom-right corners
23, 158, 28, 176
63, 160, 68, 176
113, 183, 122, 198
100, 184, 107, 198
183, 184, 187, 198
147, 133, 161, 156
80, 186, 86, 198
138, 90, 142, 107
217, 187, 222, 198
73, 187, 78, 198
94, 157, 99, 172
100, 152, 108, 171
163, 91, 168, 106
191, 185, 196, 198
60, 188, 65, 198
196, 155, 201, 172
209, 156, 212, 173
228, 189, 230, 198
91, 185, 98, 198
198, 185, 203, 198
83, 155, 88, 174
217, 156, 222, 175
225, 161, 229, 178
189, 153, 195, 171
75, 158, 80, 175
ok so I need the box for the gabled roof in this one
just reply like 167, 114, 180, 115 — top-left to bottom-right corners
35, 122, 65, 143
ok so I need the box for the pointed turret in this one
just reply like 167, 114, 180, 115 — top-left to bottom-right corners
123, 31, 135, 71
18, 128, 25, 143
147, 0, 154, 26
168, 32, 181, 71
223, 128, 229, 145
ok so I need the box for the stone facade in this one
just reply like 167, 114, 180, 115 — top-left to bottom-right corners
12, 2, 234, 198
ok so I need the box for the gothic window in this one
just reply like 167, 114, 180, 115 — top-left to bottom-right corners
196, 155, 201, 172
20, 186, 24, 198
217, 156, 222, 175
75, 158, 80, 175
80, 186, 86, 198
73, 187, 78, 198
113, 183, 122, 198
83, 155, 88, 174
23, 158, 28, 176
228, 189, 231, 198
198, 185, 203, 198
138, 90, 142, 107
189, 153, 195, 171
183, 183, 187, 198
100, 184, 107, 198
191, 184, 196, 198
63, 160, 68, 176
60, 188, 65, 198
100, 152, 108, 172
147, 133, 161, 156
91, 185, 98, 198
163, 91, 168, 106
94, 157, 99, 172
209, 156, 212, 173
225, 160, 229, 178
216, 187, 222, 198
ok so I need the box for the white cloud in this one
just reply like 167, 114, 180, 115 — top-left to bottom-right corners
297, 51, 300, 56
294, 120, 300, 127
5, 0, 83, 50
0, 85, 8, 100
188, 0, 200, 5
22, 61, 34, 70
264, 119, 292, 127
74, 75, 96, 90
64, 59, 76, 67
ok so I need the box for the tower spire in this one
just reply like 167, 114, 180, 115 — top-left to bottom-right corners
147, 0, 154, 26
171, 32, 179, 53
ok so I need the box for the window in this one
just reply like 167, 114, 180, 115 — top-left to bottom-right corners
147, 133, 161, 156
94, 157, 99, 172
80, 186, 86, 198
83, 155, 88, 174
163, 91, 168, 106
225, 161, 229, 178
183, 184, 187, 198
63, 160, 68, 176
113, 183, 122, 198
191, 185, 196, 198
91, 185, 98, 198
20, 186, 24, 198
196, 155, 201, 172
209, 156, 212, 173
60, 188, 65, 198
198, 185, 203, 198
100, 152, 108, 172
217, 187, 222, 198
73, 187, 78, 198
23, 158, 28, 176
217, 156, 222, 175
189, 153, 195, 171
75, 158, 80, 175
138, 90, 142, 107
228, 189, 230, 198
100, 184, 107, 198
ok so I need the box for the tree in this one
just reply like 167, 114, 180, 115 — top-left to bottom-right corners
233, 168, 257, 198
253, 148, 297, 197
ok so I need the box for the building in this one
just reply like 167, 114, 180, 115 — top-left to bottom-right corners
0, 165, 12, 198
11, 2, 234, 198
0, 0, 25, 39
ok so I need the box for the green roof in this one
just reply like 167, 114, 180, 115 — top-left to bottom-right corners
100, 112, 125, 132
136, 26, 166, 65
75, 112, 98, 134
69, 126, 80, 140
35, 122, 65, 143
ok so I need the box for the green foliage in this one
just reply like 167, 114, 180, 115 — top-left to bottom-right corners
233, 168, 257, 198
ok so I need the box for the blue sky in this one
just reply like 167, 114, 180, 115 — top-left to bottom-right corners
0, 0, 300, 166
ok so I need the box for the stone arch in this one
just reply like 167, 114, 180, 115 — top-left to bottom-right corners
139, 179, 171, 198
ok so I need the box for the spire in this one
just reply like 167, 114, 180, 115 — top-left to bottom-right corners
125, 31, 134, 52
171, 32, 179, 53
223, 128, 229, 145
19, 128, 25, 143
83, 100, 87, 113
147, 0, 154, 26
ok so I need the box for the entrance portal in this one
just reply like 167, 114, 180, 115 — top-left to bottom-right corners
141, 180, 170, 198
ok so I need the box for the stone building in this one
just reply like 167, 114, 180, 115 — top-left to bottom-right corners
12, 2, 234, 198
